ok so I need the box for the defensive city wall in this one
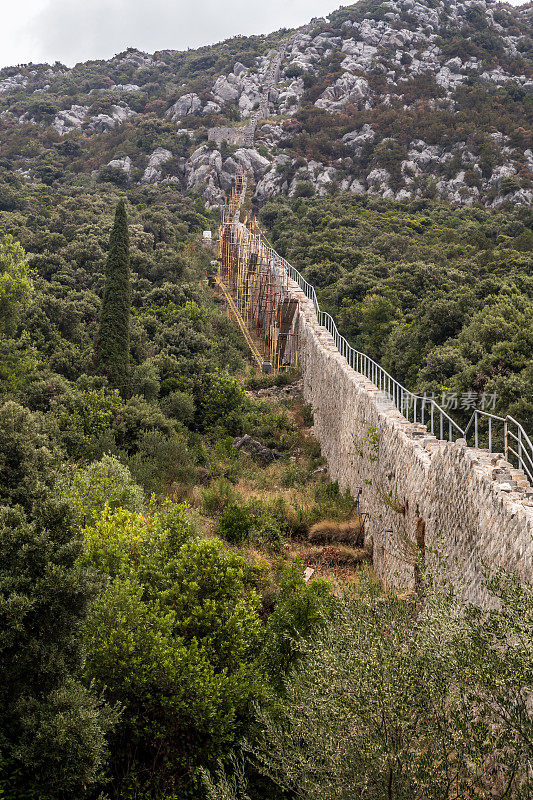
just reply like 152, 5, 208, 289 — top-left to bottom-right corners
219, 169, 532, 607
210, 39, 532, 602
284, 274, 533, 606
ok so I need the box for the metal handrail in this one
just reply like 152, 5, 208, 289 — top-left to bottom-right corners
464, 410, 533, 482
257, 236, 465, 442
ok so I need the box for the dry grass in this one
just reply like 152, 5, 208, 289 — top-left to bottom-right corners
284, 541, 373, 586
186, 382, 378, 588
299, 544, 370, 567
233, 458, 317, 507
308, 518, 365, 547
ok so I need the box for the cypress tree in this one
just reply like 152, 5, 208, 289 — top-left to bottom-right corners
96, 200, 131, 392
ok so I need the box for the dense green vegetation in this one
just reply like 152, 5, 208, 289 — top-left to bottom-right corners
0, 172, 251, 488
1, 171, 531, 799
0, 11, 531, 789
206, 569, 533, 800
261, 193, 533, 430
0, 174, 350, 799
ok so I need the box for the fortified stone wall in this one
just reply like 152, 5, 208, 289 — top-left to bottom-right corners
208, 126, 251, 147
288, 276, 533, 606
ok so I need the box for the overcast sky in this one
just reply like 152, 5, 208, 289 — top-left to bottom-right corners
0, 0, 526, 70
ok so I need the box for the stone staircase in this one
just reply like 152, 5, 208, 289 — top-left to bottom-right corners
469, 449, 533, 505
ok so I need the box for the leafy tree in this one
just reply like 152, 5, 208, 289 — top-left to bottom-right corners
95, 200, 131, 392
82, 503, 266, 797
0, 235, 33, 337
0, 401, 56, 514
260, 562, 332, 689
60, 454, 144, 526
229, 569, 532, 800
339, 293, 403, 361
262, 193, 533, 430
50, 385, 122, 462
97, 165, 130, 188
194, 370, 246, 433
216, 503, 254, 543
0, 422, 117, 798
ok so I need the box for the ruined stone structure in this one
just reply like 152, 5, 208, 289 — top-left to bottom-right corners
219, 174, 533, 606
208, 126, 251, 147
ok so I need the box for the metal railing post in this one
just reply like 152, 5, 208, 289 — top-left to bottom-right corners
504, 418, 508, 462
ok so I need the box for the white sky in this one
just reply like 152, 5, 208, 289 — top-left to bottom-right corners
0, 0, 527, 69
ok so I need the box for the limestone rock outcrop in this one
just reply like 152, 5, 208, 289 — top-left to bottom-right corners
142, 148, 173, 183
0, 0, 530, 209
166, 93, 202, 120
52, 105, 89, 135
88, 104, 136, 131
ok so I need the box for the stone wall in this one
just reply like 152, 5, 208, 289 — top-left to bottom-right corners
287, 276, 533, 606
208, 126, 252, 147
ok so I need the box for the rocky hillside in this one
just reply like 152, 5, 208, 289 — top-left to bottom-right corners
0, 0, 531, 209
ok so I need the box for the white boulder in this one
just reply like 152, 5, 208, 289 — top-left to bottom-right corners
142, 147, 173, 183
108, 156, 133, 174
315, 73, 370, 112
52, 104, 89, 135
166, 93, 202, 120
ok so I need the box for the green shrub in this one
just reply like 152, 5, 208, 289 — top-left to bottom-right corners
162, 389, 196, 424
300, 403, 314, 427
314, 481, 358, 520
500, 176, 521, 195
96, 166, 130, 188
0, 501, 117, 799
255, 517, 285, 551
51, 386, 122, 463
293, 181, 315, 199
61, 454, 144, 526
260, 562, 331, 688
127, 429, 193, 493
245, 368, 299, 390
195, 370, 245, 433
281, 463, 309, 488
216, 504, 253, 543
241, 402, 294, 450
251, 568, 533, 800
286, 503, 311, 538
0, 234, 33, 337
83, 507, 264, 798
130, 360, 160, 401
285, 64, 304, 79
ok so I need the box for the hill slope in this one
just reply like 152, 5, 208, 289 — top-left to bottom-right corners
0, 0, 531, 209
